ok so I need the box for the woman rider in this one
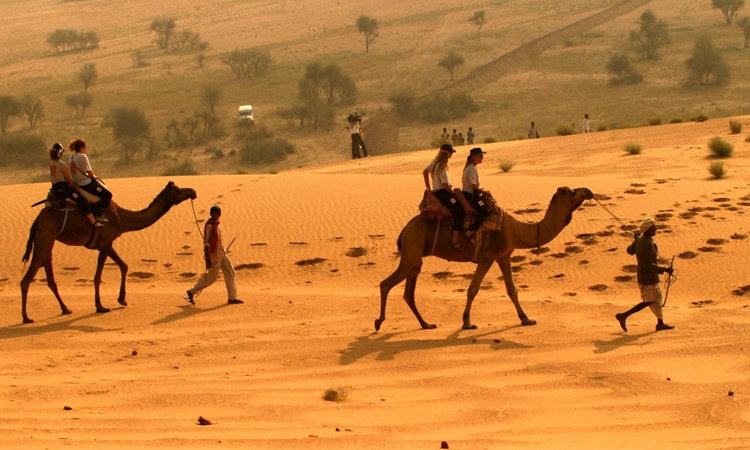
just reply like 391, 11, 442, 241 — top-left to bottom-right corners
461, 147, 489, 238
68, 138, 112, 218
49, 142, 103, 227
423, 143, 465, 251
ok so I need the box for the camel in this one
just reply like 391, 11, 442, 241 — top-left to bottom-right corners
376, 186, 594, 331
20, 181, 197, 324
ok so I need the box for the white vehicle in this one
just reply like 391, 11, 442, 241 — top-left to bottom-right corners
238, 105, 254, 122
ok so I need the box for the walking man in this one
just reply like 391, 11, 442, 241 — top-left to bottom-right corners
528, 121, 540, 139
347, 113, 368, 159
185, 205, 243, 305
616, 217, 674, 332
467, 127, 475, 145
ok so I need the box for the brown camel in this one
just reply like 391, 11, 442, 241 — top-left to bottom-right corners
376, 186, 594, 331
20, 181, 197, 324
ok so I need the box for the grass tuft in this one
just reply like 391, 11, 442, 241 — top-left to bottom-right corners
499, 161, 516, 172
323, 387, 348, 402
624, 143, 642, 155
708, 161, 726, 179
555, 123, 576, 136
708, 136, 733, 157
729, 120, 743, 134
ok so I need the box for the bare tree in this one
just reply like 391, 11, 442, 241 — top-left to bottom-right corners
686, 35, 730, 85
738, 16, 750, 47
469, 11, 486, 41
356, 15, 378, 53
0, 95, 22, 134
200, 84, 221, 114
712, 0, 745, 25
65, 92, 92, 118
438, 51, 465, 80
21, 94, 44, 128
150, 18, 176, 52
78, 63, 98, 93
630, 10, 670, 60
222, 48, 272, 79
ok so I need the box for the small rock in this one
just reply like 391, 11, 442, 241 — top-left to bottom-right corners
132, 350, 138, 356
728, 391, 734, 397
63, 406, 72, 411
441, 441, 450, 449
666, 377, 671, 381
493, 339, 501, 343
336, 428, 341, 432
198, 416, 212, 426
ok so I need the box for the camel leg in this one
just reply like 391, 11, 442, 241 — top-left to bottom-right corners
107, 248, 129, 306
93, 246, 111, 313
20, 256, 44, 324
402, 266, 436, 329
461, 257, 494, 329
498, 258, 536, 326
43, 257, 72, 316
376, 258, 424, 330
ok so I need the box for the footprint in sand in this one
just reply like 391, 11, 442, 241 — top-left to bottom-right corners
679, 251, 698, 259
328, 237, 343, 242
698, 246, 720, 252
630, 183, 647, 187
622, 264, 638, 273
251, 242, 267, 246
655, 213, 672, 221
183, 231, 191, 235
180, 272, 197, 278
589, 284, 608, 292
235, 263, 264, 270
579, 260, 589, 265
593, 194, 612, 201
732, 285, 750, 296
128, 272, 155, 279
596, 230, 615, 237
345, 247, 367, 257
163, 263, 172, 268
731, 233, 748, 240
563, 292, 577, 296
295, 258, 326, 266
368, 234, 386, 240
530, 260, 543, 266
550, 252, 568, 259
713, 197, 731, 202
513, 207, 542, 214
624, 189, 646, 195
62, 267, 79, 271
510, 255, 526, 263
550, 273, 565, 279
177, 252, 193, 256
511, 265, 524, 273
615, 275, 634, 282
707, 238, 728, 245
432, 271, 452, 279
530, 247, 550, 255
290, 241, 308, 246
691, 300, 714, 307
141, 259, 157, 263
565, 245, 584, 254
358, 262, 376, 267
581, 238, 597, 245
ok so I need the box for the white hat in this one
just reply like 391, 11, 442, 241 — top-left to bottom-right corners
639, 217, 656, 233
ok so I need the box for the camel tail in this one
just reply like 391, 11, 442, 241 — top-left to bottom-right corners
22, 217, 38, 263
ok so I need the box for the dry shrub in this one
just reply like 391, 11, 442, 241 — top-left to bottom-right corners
499, 161, 516, 172
708, 136, 733, 157
708, 161, 726, 178
323, 387, 348, 402
624, 143, 642, 155
729, 120, 743, 134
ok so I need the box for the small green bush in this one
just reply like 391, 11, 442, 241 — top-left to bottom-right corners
647, 117, 662, 126
323, 387, 348, 402
729, 120, 743, 134
596, 124, 608, 132
162, 160, 198, 176
483, 137, 497, 143
708, 161, 725, 179
624, 143, 642, 155
240, 137, 295, 165
708, 136, 733, 157
556, 123, 576, 136
695, 113, 709, 122
499, 161, 516, 172
669, 118, 683, 124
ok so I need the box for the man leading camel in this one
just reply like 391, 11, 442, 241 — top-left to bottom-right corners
185, 205, 243, 305
615, 217, 674, 332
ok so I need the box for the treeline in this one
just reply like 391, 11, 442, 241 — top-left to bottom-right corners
46, 29, 99, 53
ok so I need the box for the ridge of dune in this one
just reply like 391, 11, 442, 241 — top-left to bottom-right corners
1, 117, 749, 449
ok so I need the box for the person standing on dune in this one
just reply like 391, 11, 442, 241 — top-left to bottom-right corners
185, 205, 243, 306
616, 217, 674, 332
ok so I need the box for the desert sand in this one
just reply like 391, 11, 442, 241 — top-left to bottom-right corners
1, 117, 750, 449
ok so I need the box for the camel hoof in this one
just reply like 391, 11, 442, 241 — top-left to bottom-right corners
422, 323, 437, 329
96, 307, 110, 314
118, 298, 128, 306
521, 318, 537, 326
22, 317, 34, 324
61, 309, 72, 315
462, 323, 478, 330
374, 318, 383, 331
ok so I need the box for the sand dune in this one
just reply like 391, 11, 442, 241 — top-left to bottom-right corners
1, 117, 749, 449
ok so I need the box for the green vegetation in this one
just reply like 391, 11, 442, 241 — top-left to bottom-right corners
624, 143, 642, 155
556, 123, 576, 136
0, 95, 22, 134
669, 118, 684, 123
730, 120, 743, 134
438, 51, 464, 80
468, 11, 486, 41
739, 16, 750, 48
695, 114, 710, 122
0, 133, 46, 167
630, 10, 669, 60
708, 161, 726, 178
222, 48, 272, 79
647, 117, 662, 126
687, 36, 730, 86
499, 161, 516, 172
605, 53, 643, 84
356, 15, 378, 53
712, 0, 745, 25
46, 29, 99, 52
708, 136, 734, 157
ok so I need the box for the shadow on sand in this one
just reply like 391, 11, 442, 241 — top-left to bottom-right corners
592, 331, 654, 354
0, 309, 125, 339
339, 325, 530, 365
151, 303, 231, 326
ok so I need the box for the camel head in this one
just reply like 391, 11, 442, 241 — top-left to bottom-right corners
161, 181, 197, 205
550, 186, 594, 225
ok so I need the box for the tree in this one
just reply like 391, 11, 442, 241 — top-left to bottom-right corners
103, 107, 151, 162
321, 64, 356, 105
0, 95, 22, 134
438, 51, 465, 80
65, 92, 92, 118
713, 0, 745, 25
629, 10, 669, 60
738, 16, 750, 47
605, 53, 644, 84
150, 18, 176, 52
687, 36, 730, 85
200, 84, 221, 114
469, 11, 486, 41
356, 15, 378, 53
222, 48, 272, 79
21, 94, 44, 128
79, 63, 98, 93
46, 29, 98, 52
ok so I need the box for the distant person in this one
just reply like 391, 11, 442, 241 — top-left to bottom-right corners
615, 217, 674, 332
68, 138, 112, 218
466, 127, 475, 145
458, 132, 465, 145
441, 128, 450, 142
582, 113, 591, 133
528, 121, 540, 139
185, 205, 244, 306
48, 142, 103, 228
462, 147, 489, 238
423, 143, 464, 251
347, 113, 368, 159
451, 129, 459, 145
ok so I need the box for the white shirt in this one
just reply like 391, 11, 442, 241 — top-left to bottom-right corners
462, 163, 479, 193
69, 153, 92, 186
425, 160, 451, 192
50, 160, 67, 183
348, 122, 361, 135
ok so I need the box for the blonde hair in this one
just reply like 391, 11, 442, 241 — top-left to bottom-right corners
429, 149, 451, 175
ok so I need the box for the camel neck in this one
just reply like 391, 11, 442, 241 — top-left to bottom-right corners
117, 194, 173, 233
508, 210, 568, 250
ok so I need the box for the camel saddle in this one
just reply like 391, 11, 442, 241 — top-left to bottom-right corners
419, 188, 503, 231
44, 187, 101, 211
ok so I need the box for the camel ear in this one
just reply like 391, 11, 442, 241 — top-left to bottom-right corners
556, 187, 570, 196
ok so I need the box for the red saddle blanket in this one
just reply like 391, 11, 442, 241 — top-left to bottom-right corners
420, 189, 499, 220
